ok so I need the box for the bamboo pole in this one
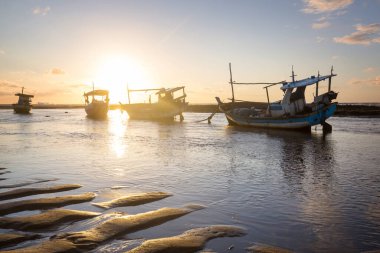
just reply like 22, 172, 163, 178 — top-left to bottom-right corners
229, 63, 235, 104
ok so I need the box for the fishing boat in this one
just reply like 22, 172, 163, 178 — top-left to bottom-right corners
121, 86, 187, 121
13, 87, 34, 114
84, 88, 109, 119
215, 63, 338, 132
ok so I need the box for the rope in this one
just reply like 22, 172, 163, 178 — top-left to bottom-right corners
193, 111, 218, 124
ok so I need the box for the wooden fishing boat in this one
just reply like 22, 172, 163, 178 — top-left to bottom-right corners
121, 86, 187, 121
84, 89, 109, 119
13, 87, 34, 114
216, 63, 338, 132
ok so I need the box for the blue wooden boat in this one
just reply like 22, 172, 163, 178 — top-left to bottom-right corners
216, 64, 338, 132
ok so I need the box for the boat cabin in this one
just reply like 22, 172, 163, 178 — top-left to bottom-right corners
127, 86, 186, 105
84, 90, 109, 105
15, 93, 34, 106
268, 72, 337, 117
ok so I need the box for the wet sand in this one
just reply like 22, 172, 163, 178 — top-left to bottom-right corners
92, 191, 172, 209
127, 225, 246, 253
0, 192, 96, 215
0, 168, 245, 252
0, 209, 100, 231
0, 184, 82, 201
0, 233, 41, 249
246, 243, 293, 253
0, 179, 58, 189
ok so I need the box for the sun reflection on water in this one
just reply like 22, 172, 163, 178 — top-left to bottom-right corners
108, 110, 128, 158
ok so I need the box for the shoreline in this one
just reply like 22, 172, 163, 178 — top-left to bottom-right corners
1, 103, 380, 117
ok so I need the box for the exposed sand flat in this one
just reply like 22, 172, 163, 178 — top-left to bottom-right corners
53, 206, 203, 250
0, 192, 96, 216
0, 209, 100, 230
0, 238, 78, 253
126, 225, 246, 253
0, 233, 41, 249
0, 179, 58, 189
2, 206, 202, 253
0, 184, 82, 201
92, 192, 172, 209
247, 243, 293, 253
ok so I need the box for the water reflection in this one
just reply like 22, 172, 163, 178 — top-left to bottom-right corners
108, 110, 128, 158
261, 130, 348, 252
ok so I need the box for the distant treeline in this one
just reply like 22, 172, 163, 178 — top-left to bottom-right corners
1, 103, 379, 117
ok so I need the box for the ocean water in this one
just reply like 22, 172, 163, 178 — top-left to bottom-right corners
0, 109, 379, 253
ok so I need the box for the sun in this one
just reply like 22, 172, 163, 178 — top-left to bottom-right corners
94, 56, 153, 103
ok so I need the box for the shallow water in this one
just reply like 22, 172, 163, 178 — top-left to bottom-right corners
0, 109, 379, 252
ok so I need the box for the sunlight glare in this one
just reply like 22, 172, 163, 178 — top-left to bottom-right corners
95, 56, 153, 103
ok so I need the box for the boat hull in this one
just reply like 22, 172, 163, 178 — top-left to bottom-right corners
223, 103, 337, 130
13, 104, 32, 114
85, 103, 108, 119
122, 102, 186, 121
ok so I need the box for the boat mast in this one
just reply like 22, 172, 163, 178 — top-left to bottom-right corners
316, 71, 320, 97
290, 65, 297, 83
229, 63, 235, 104
92, 82, 95, 100
127, 84, 131, 104
22, 87, 24, 94
328, 66, 333, 91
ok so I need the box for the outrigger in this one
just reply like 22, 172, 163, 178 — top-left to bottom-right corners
215, 63, 338, 132
121, 86, 187, 121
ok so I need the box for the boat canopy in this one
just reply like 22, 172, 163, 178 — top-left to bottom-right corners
15, 93, 34, 98
156, 86, 185, 94
281, 74, 336, 90
84, 90, 109, 96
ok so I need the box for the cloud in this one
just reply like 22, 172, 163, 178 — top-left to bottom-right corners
334, 23, 380, 45
312, 21, 331, 29
351, 76, 380, 86
69, 83, 89, 88
331, 55, 339, 60
0, 49, 4, 55
51, 68, 65, 75
0, 80, 20, 89
316, 36, 326, 43
303, 0, 353, 13
33, 6, 50, 16
363, 67, 375, 73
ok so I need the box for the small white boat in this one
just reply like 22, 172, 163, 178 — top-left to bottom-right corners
84, 89, 109, 119
216, 63, 338, 132
121, 86, 187, 121
13, 87, 34, 114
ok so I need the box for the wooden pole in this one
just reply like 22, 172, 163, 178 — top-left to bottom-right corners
328, 66, 333, 91
265, 87, 271, 117
291, 65, 296, 83
229, 63, 235, 104
316, 71, 320, 97
127, 84, 131, 104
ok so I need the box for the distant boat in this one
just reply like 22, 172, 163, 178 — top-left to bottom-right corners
84, 89, 109, 119
215, 63, 338, 132
13, 87, 34, 114
121, 86, 187, 121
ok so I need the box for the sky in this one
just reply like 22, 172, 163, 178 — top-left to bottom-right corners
0, 0, 379, 104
